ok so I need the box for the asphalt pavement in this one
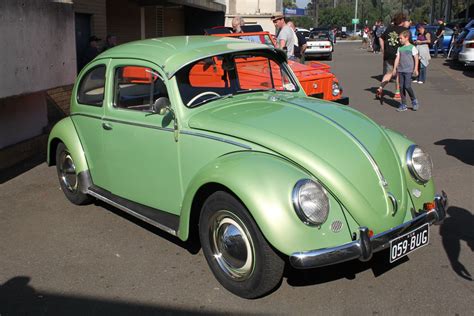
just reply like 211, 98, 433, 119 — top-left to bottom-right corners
1, 42, 473, 315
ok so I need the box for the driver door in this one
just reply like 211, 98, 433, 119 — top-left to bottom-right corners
101, 59, 182, 215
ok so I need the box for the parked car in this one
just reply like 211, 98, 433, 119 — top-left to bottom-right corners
451, 27, 474, 65
48, 36, 447, 299
409, 25, 453, 53
206, 25, 348, 104
296, 27, 310, 40
306, 29, 334, 60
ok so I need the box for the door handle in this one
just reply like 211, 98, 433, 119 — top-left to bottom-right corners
102, 122, 113, 130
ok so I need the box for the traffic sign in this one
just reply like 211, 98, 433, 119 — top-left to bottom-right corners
352, 18, 359, 24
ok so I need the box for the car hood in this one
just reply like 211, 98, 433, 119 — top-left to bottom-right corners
188, 93, 409, 232
288, 61, 334, 80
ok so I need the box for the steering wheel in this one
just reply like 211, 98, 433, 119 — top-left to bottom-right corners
187, 91, 220, 106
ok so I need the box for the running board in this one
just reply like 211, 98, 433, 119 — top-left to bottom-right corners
87, 186, 179, 236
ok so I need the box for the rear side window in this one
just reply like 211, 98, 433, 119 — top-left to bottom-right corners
77, 66, 106, 106
114, 66, 167, 112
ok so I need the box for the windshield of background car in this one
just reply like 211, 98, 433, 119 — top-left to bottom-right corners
176, 51, 299, 108
309, 31, 330, 41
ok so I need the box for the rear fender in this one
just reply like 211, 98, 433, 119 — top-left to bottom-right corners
47, 117, 89, 175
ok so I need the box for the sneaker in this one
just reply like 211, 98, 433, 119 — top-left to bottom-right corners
375, 88, 383, 104
418, 81, 424, 84
393, 92, 401, 100
412, 100, 419, 111
396, 104, 408, 112
412, 80, 419, 83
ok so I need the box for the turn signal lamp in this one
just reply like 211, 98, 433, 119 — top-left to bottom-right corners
368, 229, 374, 238
423, 202, 436, 211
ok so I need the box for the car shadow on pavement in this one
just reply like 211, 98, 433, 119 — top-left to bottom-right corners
365, 87, 400, 109
439, 206, 474, 281
94, 199, 201, 255
443, 61, 474, 78
0, 276, 228, 315
434, 138, 474, 166
284, 249, 408, 287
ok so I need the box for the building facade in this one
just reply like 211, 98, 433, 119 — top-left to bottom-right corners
1, 0, 225, 175
225, 0, 282, 33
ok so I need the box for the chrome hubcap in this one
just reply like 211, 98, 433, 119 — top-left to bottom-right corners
210, 210, 255, 280
59, 151, 78, 193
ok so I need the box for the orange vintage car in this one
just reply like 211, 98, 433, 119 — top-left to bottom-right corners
205, 26, 349, 104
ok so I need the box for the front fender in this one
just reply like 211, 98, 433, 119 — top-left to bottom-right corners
47, 117, 89, 174
384, 128, 436, 214
178, 151, 353, 256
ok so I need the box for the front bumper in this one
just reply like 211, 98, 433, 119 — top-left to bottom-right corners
290, 192, 448, 269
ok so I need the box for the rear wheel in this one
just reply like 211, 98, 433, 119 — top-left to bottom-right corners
55, 143, 92, 205
327, 53, 333, 61
199, 191, 285, 298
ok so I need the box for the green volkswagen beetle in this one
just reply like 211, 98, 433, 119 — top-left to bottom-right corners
48, 36, 447, 298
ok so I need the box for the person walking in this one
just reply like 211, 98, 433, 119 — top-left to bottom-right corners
414, 24, 431, 84
376, 13, 410, 103
288, 21, 307, 63
392, 30, 420, 111
433, 18, 447, 58
271, 12, 296, 60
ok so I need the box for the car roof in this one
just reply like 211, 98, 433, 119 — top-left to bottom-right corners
97, 35, 278, 79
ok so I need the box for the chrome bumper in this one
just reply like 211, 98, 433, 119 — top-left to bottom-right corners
290, 192, 448, 269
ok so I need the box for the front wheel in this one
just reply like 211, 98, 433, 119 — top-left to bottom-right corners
199, 191, 284, 299
55, 143, 92, 205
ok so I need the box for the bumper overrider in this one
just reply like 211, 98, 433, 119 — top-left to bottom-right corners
290, 192, 448, 269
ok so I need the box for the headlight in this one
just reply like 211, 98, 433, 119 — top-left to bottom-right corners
406, 145, 433, 183
292, 179, 330, 226
332, 82, 340, 96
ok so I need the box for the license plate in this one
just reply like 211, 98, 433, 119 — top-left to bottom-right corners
389, 223, 429, 263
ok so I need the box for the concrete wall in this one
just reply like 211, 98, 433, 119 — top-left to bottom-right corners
0, 93, 48, 149
0, 0, 76, 99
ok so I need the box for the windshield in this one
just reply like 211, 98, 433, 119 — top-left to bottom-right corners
176, 51, 299, 108
309, 31, 330, 40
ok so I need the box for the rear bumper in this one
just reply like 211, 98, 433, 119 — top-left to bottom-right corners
334, 96, 349, 105
290, 191, 448, 269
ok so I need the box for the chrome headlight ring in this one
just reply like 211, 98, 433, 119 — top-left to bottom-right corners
292, 179, 330, 226
406, 145, 433, 183
332, 82, 340, 96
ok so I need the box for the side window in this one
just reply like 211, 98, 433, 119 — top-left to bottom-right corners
114, 66, 167, 111
77, 65, 106, 106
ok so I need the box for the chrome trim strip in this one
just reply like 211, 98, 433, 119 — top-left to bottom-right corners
87, 189, 177, 236
284, 99, 388, 187
388, 192, 398, 215
70, 113, 174, 132
180, 130, 252, 150
289, 192, 447, 269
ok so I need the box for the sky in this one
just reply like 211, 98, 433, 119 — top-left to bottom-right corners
296, 0, 310, 8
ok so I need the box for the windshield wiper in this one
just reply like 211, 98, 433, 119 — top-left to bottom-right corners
235, 88, 276, 94
188, 93, 233, 108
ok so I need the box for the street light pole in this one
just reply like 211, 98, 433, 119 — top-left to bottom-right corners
354, 0, 358, 35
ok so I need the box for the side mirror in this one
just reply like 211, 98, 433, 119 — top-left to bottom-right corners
151, 97, 171, 115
